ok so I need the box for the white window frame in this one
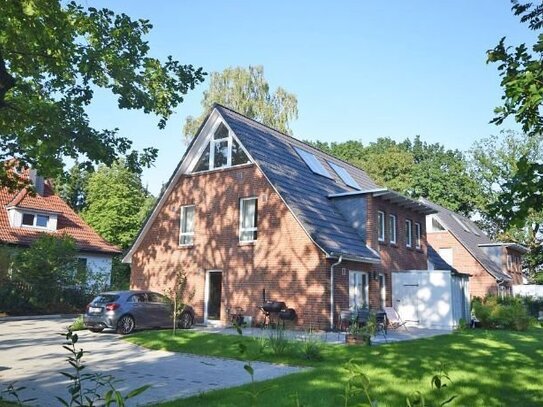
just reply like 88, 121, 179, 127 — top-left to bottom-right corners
239, 197, 258, 243
179, 205, 195, 246
349, 271, 369, 309
405, 219, 413, 248
379, 273, 386, 309
415, 222, 421, 249
210, 124, 231, 170
389, 214, 397, 244
192, 120, 251, 173
377, 211, 385, 242
21, 212, 49, 229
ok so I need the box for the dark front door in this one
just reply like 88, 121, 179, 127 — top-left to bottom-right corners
207, 272, 222, 320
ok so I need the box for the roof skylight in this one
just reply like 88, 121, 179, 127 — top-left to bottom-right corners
451, 214, 470, 233
294, 147, 332, 178
327, 161, 361, 189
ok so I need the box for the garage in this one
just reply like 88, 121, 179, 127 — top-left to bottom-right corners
392, 270, 470, 330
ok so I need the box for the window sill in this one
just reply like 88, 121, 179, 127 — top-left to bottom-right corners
178, 244, 195, 249
238, 241, 256, 247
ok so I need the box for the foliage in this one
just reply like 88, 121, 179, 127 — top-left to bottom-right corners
109, 257, 131, 291
266, 326, 291, 356
183, 65, 298, 142
82, 160, 155, 249
163, 268, 194, 336
341, 359, 377, 407
519, 295, 543, 318
233, 323, 274, 407
9, 234, 83, 312
0, 382, 35, 406
129, 328, 543, 406
486, 1, 543, 226
0, 0, 205, 188
297, 329, 323, 361
471, 295, 531, 331
308, 135, 480, 216
54, 162, 90, 213
57, 329, 150, 406
469, 130, 543, 278
69, 315, 86, 331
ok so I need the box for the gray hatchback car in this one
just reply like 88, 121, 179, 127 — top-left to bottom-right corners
83, 290, 195, 335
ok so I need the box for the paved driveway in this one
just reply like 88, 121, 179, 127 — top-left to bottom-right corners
0, 318, 301, 406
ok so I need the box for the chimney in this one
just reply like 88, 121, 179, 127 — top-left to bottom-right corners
28, 169, 45, 195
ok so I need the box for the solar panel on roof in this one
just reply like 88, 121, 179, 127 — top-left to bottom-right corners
293, 147, 333, 178
327, 161, 361, 189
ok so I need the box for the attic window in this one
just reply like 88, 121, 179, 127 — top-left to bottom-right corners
294, 147, 333, 178
327, 161, 361, 189
431, 217, 446, 232
21, 213, 50, 228
452, 214, 470, 233
192, 122, 250, 173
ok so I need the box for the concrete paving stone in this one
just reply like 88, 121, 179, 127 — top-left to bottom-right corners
0, 318, 302, 406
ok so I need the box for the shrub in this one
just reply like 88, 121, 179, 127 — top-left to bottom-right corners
298, 336, 323, 361
267, 326, 290, 356
472, 295, 530, 331
69, 315, 85, 331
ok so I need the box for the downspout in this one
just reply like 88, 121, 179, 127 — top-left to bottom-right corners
497, 279, 506, 298
330, 255, 343, 330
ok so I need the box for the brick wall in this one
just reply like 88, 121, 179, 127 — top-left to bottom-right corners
364, 196, 428, 308
426, 231, 499, 298
131, 164, 334, 328
504, 247, 524, 286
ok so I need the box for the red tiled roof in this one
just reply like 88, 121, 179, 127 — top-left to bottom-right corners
0, 179, 121, 255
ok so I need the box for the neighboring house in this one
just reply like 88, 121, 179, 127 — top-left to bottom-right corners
422, 198, 527, 298
0, 169, 121, 285
125, 104, 436, 329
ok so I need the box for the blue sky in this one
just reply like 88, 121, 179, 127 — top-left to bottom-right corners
85, 1, 535, 195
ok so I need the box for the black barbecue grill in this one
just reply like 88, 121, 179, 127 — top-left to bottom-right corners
259, 289, 296, 327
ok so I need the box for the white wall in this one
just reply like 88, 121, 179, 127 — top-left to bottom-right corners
392, 270, 469, 330
513, 285, 543, 298
79, 254, 113, 290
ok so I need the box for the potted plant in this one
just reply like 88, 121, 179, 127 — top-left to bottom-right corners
345, 312, 376, 346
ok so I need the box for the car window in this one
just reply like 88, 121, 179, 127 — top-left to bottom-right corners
128, 293, 147, 303
92, 294, 119, 303
148, 293, 167, 303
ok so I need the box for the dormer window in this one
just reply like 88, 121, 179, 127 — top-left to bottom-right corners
192, 122, 250, 173
21, 213, 50, 229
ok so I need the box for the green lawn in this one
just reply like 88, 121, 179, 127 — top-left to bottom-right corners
126, 328, 543, 406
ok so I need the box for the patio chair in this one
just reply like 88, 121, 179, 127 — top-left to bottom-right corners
383, 307, 409, 331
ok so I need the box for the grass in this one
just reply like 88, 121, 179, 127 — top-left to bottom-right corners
126, 328, 543, 407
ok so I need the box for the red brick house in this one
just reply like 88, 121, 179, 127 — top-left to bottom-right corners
422, 198, 527, 298
0, 169, 120, 283
124, 105, 436, 329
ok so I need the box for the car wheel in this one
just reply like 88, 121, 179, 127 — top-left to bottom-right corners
117, 315, 135, 335
89, 327, 104, 333
178, 312, 193, 329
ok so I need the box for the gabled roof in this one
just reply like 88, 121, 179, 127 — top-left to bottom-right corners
0, 178, 120, 255
420, 198, 511, 281
125, 104, 435, 263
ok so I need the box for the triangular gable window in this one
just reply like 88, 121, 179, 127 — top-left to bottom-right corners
192, 122, 250, 173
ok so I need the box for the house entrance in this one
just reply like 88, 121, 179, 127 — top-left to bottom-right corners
206, 271, 222, 321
